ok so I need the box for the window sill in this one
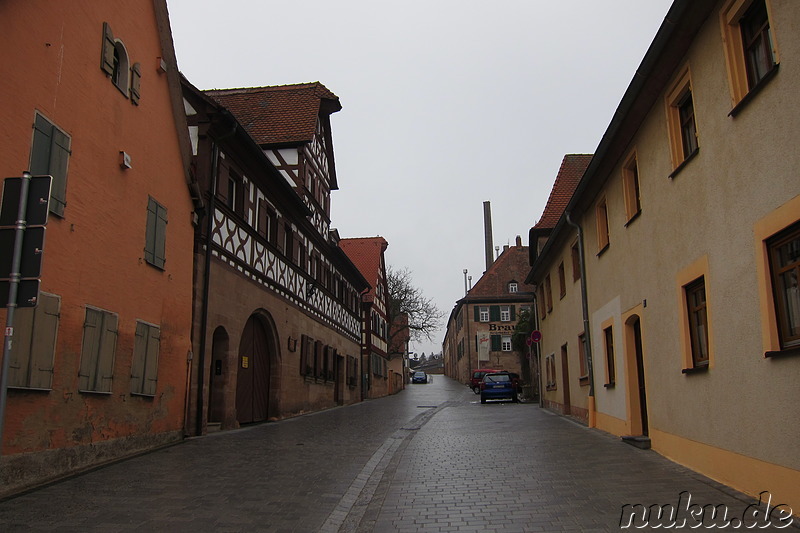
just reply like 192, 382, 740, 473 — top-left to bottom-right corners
765, 345, 800, 359
681, 365, 708, 375
729, 64, 779, 118
624, 210, 641, 228
668, 147, 699, 179
603, 382, 615, 389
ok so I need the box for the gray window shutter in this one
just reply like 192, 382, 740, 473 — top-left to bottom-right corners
130, 322, 147, 394
78, 308, 102, 391
96, 311, 118, 392
8, 307, 33, 388
79, 308, 117, 392
30, 114, 53, 176
145, 197, 167, 269
49, 128, 70, 216
490, 305, 500, 322
143, 326, 160, 395
491, 334, 501, 352
130, 62, 141, 105
28, 293, 60, 389
101, 22, 116, 76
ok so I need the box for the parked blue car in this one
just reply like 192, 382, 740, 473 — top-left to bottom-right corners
411, 371, 428, 384
480, 372, 518, 403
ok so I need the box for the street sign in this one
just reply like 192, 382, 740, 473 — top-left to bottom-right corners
0, 226, 45, 279
531, 330, 542, 343
0, 175, 52, 227
0, 279, 39, 307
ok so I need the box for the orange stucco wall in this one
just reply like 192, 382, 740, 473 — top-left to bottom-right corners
0, 0, 194, 490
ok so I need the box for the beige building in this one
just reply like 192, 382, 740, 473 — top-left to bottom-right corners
527, 0, 799, 512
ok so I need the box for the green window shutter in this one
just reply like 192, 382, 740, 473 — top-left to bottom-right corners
491, 334, 501, 352
510, 306, 516, 321
30, 114, 53, 176
101, 22, 116, 76
489, 306, 500, 322
96, 311, 118, 393
131, 322, 147, 394
130, 62, 141, 104
154, 202, 167, 268
473, 306, 479, 322
28, 293, 60, 389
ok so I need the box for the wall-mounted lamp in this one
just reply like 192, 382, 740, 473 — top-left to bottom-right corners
306, 282, 317, 299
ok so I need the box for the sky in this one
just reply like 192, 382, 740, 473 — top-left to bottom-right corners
166, 0, 674, 357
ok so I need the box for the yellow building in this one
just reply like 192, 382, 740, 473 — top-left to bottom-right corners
527, 0, 799, 512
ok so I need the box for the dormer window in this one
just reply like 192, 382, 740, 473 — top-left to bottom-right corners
508, 281, 518, 293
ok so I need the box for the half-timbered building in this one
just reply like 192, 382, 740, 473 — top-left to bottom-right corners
182, 79, 369, 435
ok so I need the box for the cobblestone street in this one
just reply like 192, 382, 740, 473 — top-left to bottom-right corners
0, 376, 795, 532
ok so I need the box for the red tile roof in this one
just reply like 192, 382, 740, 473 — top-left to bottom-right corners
533, 154, 593, 230
204, 82, 341, 146
338, 237, 388, 303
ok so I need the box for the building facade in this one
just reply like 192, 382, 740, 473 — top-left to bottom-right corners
339, 237, 399, 398
182, 80, 369, 435
0, 0, 197, 495
443, 237, 535, 390
527, 0, 799, 511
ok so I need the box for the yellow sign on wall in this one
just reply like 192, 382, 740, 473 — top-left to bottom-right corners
242, 356, 249, 369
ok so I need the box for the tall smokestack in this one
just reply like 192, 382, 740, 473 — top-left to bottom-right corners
483, 201, 494, 271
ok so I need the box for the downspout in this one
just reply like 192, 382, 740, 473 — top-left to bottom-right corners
195, 122, 236, 436
565, 211, 596, 428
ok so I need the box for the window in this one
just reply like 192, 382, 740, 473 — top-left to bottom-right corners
578, 333, 588, 384
545, 275, 553, 312
501, 335, 512, 352
300, 335, 314, 376
508, 282, 518, 293
6, 293, 60, 390
131, 321, 160, 396
145, 196, 167, 270
537, 285, 547, 318
101, 22, 140, 103
479, 306, 489, 322
596, 197, 610, 252
603, 325, 616, 386
30, 113, 70, 217
500, 305, 511, 322
665, 66, 699, 170
78, 307, 119, 393
558, 262, 566, 299
622, 151, 642, 222
720, 0, 779, 109
685, 277, 710, 367
571, 242, 581, 281
767, 223, 800, 349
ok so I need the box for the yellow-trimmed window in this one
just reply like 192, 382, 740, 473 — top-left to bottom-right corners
622, 150, 641, 223
665, 66, 699, 170
719, 0, 779, 109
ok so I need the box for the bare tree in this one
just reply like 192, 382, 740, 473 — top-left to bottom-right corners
386, 266, 444, 356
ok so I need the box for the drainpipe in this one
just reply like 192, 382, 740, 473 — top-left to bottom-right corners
195, 121, 236, 436
565, 211, 596, 428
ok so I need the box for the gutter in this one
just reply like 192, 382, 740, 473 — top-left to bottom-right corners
565, 211, 595, 428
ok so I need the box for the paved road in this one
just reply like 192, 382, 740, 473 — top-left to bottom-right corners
0, 376, 795, 532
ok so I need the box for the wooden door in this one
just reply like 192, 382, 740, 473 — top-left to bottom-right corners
236, 315, 270, 424
633, 318, 649, 436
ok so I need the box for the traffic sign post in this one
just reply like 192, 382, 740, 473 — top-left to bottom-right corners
0, 172, 52, 454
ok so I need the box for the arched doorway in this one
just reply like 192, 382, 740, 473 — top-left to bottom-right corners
208, 326, 229, 424
235, 314, 273, 424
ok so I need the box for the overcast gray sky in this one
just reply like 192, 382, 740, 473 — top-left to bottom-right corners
166, 0, 674, 357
